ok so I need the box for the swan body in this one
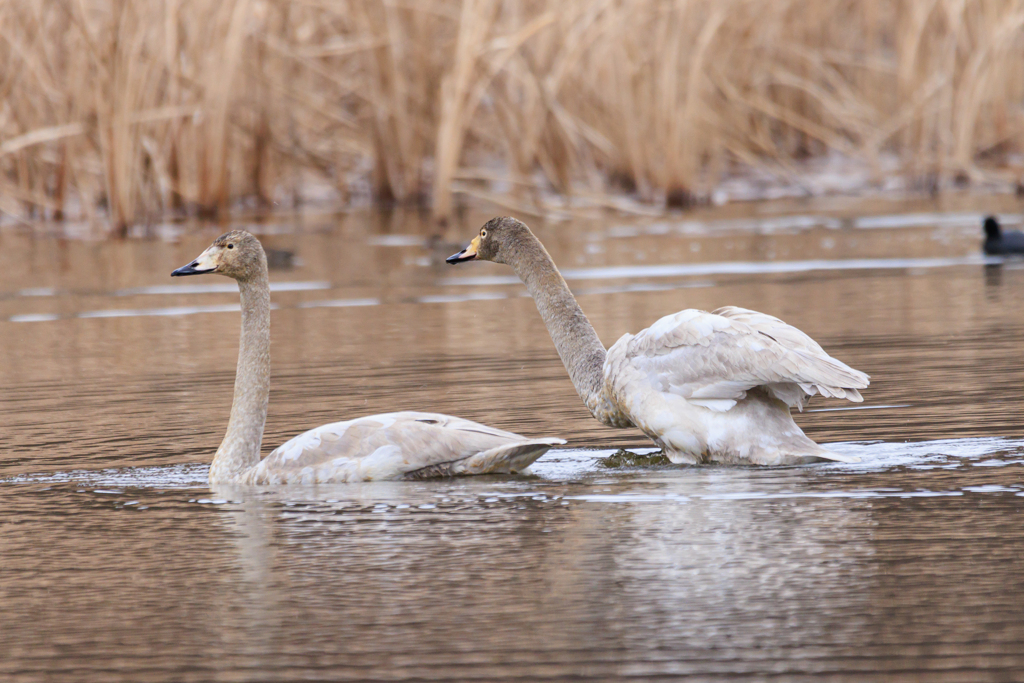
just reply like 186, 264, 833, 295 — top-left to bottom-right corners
603, 306, 865, 465
447, 217, 869, 466
237, 412, 557, 484
173, 230, 562, 485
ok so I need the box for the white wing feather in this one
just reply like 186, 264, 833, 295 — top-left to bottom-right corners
620, 307, 869, 412
243, 412, 564, 484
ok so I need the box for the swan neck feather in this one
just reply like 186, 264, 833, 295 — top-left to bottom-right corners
507, 233, 607, 416
211, 272, 271, 483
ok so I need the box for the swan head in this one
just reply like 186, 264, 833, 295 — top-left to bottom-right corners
446, 216, 530, 265
984, 216, 1002, 240
171, 230, 267, 280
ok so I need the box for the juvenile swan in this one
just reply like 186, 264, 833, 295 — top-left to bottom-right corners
447, 217, 869, 466
173, 230, 563, 484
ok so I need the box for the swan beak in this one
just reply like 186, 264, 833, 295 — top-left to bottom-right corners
172, 248, 217, 276
446, 236, 479, 264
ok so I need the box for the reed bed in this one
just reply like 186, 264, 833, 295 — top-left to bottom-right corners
2, 0, 1024, 232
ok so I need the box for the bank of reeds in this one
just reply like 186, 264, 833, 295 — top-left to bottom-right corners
2, 0, 1024, 232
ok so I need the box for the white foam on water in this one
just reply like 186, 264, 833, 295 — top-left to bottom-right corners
558, 255, 990, 281
440, 274, 524, 287
806, 404, 911, 413
3, 281, 333, 300
819, 436, 1024, 472
12, 253, 1001, 325
528, 436, 1024, 493
5, 463, 210, 489
367, 235, 425, 247
10, 313, 61, 323
78, 303, 245, 318
604, 212, 1022, 238
7, 297, 376, 322
417, 291, 509, 304
297, 298, 381, 309
608, 215, 845, 238
443, 255, 992, 287
6, 438, 1021, 510
117, 281, 331, 296
575, 281, 714, 297
118, 283, 240, 296
853, 211, 994, 229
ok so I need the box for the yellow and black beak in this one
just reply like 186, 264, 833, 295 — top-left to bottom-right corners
171, 247, 218, 276
446, 236, 480, 264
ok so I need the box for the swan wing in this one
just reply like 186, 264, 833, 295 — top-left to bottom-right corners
616, 308, 869, 411
248, 412, 564, 484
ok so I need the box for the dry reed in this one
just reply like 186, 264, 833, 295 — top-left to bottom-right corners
2, 0, 1024, 232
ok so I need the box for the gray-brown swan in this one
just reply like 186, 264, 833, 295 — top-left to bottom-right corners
173, 230, 563, 484
447, 217, 868, 466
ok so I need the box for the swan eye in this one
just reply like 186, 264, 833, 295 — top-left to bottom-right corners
227, 244, 234, 249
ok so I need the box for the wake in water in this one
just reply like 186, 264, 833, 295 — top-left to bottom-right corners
5, 437, 1023, 503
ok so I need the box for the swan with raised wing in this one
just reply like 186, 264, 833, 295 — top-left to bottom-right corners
173, 230, 563, 484
447, 217, 868, 466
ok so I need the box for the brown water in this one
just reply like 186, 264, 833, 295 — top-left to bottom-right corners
2, 204, 1024, 682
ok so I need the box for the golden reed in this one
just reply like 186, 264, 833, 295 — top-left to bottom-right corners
2, 0, 1023, 231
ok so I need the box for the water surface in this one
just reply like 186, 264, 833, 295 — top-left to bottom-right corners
2, 205, 1023, 681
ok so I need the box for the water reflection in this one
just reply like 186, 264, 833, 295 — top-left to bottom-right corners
985, 262, 1005, 289
201, 474, 873, 678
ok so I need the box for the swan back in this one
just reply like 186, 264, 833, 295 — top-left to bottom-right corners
241, 412, 564, 484
607, 307, 868, 413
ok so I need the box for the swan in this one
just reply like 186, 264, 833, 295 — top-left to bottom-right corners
172, 230, 563, 484
983, 216, 1024, 255
447, 217, 869, 466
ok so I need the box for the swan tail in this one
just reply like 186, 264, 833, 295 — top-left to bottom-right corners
455, 438, 565, 474
788, 430, 861, 464
812, 448, 861, 464
404, 438, 565, 479
838, 387, 864, 403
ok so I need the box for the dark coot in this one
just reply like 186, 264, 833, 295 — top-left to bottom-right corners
983, 216, 1024, 255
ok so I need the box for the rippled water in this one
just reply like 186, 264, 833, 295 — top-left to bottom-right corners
3, 204, 1024, 681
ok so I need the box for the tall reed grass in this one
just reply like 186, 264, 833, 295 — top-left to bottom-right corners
2, 0, 1024, 232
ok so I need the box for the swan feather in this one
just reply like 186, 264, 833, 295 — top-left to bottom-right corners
174, 230, 566, 485
617, 307, 868, 411
450, 217, 870, 466
243, 412, 564, 484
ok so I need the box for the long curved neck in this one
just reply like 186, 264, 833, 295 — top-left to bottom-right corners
504, 233, 608, 416
210, 272, 271, 483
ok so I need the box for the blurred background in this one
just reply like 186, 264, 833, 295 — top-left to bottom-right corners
3, 0, 1024, 233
